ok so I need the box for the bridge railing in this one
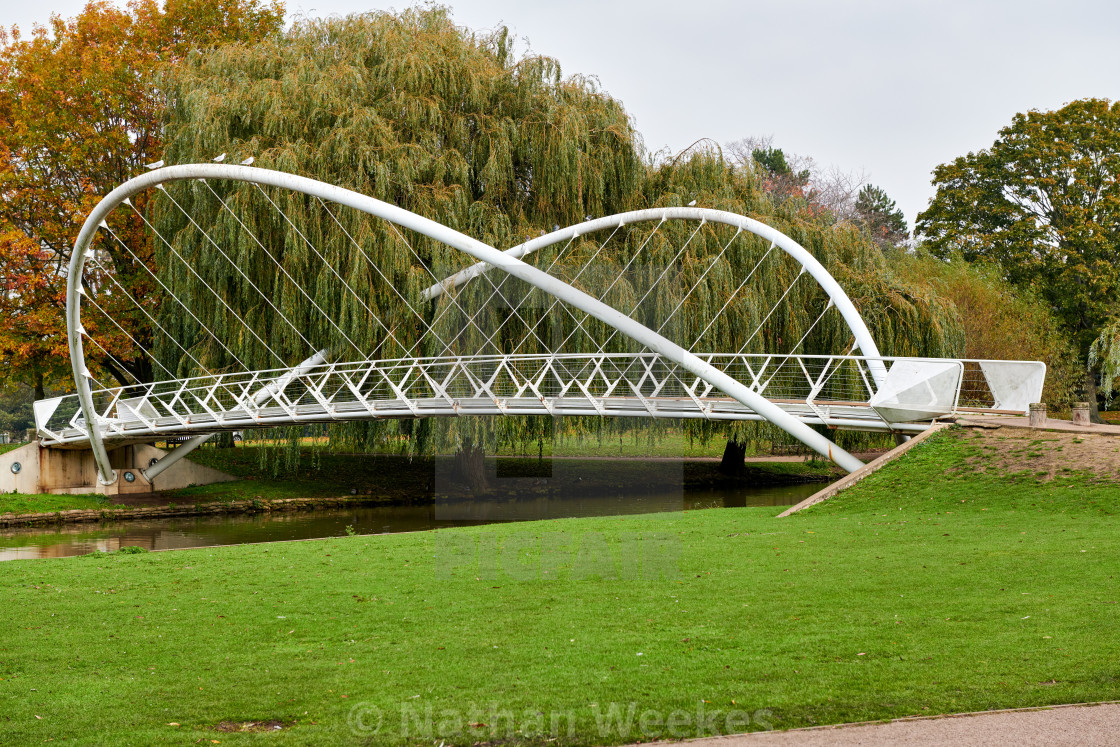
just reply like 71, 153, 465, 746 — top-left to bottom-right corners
34, 354, 1045, 447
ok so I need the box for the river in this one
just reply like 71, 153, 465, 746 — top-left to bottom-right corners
0, 481, 822, 561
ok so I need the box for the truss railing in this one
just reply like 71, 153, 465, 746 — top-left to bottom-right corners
35, 353, 1044, 448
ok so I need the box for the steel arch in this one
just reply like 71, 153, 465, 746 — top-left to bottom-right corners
67, 164, 867, 485
423, 207, 888, 388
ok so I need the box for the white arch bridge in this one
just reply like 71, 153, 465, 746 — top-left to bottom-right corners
27, 164, 1046, 490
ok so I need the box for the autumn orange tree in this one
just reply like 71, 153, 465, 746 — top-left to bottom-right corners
0, 0, 284, 398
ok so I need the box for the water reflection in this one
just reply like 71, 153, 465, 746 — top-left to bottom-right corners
0, 481, 822, 562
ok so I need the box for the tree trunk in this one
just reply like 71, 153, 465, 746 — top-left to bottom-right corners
454, 439, 490, 493
1084, 367, 1105, 424
33, 371, 45, 402
719, 438, 746, 476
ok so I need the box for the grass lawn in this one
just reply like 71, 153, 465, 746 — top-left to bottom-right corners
0, 442, 25, 456
3, 427, 1119, 744
495, 429, 729, 459
0, 493, 127, 515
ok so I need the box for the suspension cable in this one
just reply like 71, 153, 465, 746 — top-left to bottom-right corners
735, 267, 807, 356
758, 298, 835, 391
85, 255, 214, 376
505, 224, 624, 356
552, 219, 668, 355
316, 198, 446, 360
594, 217, 666, 303
84, 333, 145, 386
81, 293, 177, 380
248, 183, 403, 355
376, 219, 497, 358
597, 219, 706, 349
435, 258, 555, 359
126, 199, 298, 366
690, 242, 775, 351
433, 231, 580, 358
159, 185, 323, 354
656, 227, 741, 335
103, 225, 252, 371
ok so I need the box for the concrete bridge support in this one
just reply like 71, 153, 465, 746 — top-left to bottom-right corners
0, 442, 236, 497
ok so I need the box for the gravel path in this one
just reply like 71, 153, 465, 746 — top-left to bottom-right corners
663, 703, 1120, 746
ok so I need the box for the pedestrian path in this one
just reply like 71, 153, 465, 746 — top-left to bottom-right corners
659, 702, 1120, 746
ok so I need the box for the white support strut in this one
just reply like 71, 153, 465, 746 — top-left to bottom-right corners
139, 349, 328, 482
68, 164, 868, 486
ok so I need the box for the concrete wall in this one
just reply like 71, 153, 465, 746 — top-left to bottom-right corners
135, 444, 238, 492
0, 443, 42, 494
0, 442, 237, 496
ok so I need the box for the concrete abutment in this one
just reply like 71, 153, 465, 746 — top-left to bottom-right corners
0, 442, 236, 496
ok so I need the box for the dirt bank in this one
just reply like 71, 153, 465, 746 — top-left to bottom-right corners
954, 427, 1120, 482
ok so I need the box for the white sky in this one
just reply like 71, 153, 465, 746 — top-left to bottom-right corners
6, 0, 1119, 228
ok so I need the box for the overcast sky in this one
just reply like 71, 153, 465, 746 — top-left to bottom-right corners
7, 0, 1119, 228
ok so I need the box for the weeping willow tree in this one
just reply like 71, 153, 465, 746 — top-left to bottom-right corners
154, 7, 641, 461
151, 7, 963, 466
1089, 318, 1120, 407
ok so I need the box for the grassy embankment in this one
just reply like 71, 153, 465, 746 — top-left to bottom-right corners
3, 426, 1120, 744
0, 431, 839, 516
1, 443, 130, 513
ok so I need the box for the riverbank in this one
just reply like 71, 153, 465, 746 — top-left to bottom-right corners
0, 450, 845, 525
0, 494, 404, 528
3, 427, 1119, 744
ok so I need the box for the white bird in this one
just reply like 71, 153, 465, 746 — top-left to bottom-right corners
213, 153, 226, 162
687, 199, 697, 207
240, 156, 255, 165
144, 160, 164, 170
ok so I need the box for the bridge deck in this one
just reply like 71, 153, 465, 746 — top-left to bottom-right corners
40, 395, 933, 449
34, 352, 1035, 451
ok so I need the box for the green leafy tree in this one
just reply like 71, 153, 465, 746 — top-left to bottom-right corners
1089, 317, 1120, 405
752, 147, 798, 178
751, 146, 810, 198
156, 7, 644, 465
855, 184, 907, 247
916, 98, 1120, 416
0, 383, 35, 436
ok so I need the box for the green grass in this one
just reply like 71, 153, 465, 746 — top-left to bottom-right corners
493, 430, 730, 459
809, 426, 1120, 514
232, 429, 739, 460
0, 493, 127, 515
0, 442, 25, 456
2, 427, 1120, 744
